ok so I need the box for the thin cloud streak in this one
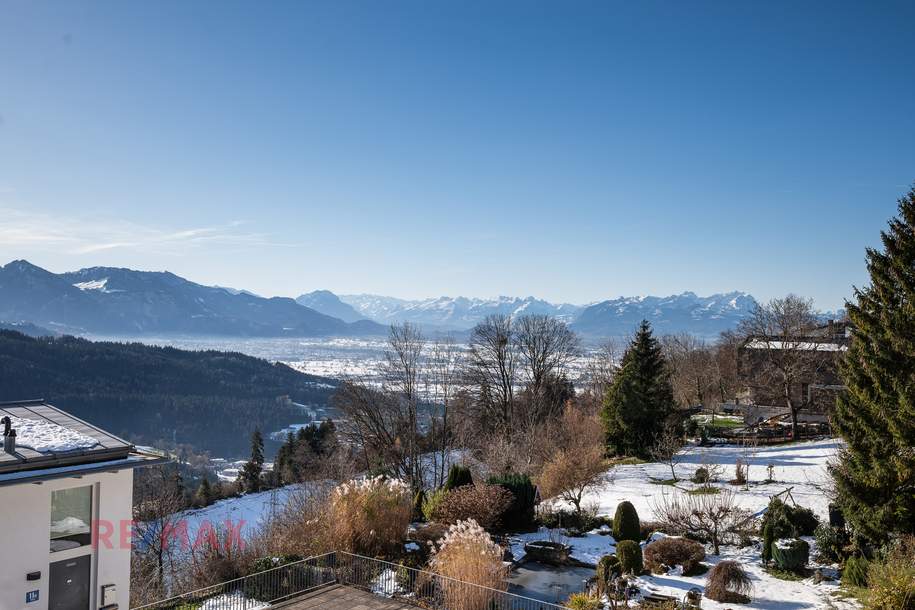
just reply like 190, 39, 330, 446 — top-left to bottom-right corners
0, 206, 298, 256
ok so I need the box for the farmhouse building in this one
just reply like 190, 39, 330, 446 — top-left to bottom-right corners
0, 400, 166, 610
737, 320, 851, 421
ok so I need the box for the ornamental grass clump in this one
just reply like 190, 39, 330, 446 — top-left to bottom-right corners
428, 519, 509, 610
565, 592, 602, 610
705, 560, 752, 604
329, 476, 412, 556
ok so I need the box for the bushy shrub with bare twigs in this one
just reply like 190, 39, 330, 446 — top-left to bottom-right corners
434, 484, 513, 531
428, 519, 509, 610
644, 536, 705, 574
651, 488, 751, 555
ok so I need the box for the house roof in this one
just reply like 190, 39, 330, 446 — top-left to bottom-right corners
0, 399, 168, 483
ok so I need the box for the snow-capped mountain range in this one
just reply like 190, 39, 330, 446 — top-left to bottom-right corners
296, 290, 759, 338
0, 259, 760, 339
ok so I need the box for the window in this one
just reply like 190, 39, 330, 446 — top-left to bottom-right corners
50, 486, 92, 553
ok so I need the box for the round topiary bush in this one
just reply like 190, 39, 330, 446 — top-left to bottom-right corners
595, 554, 621, 595
841, 555, 870, 588
705, 560, 752, 603
613, 501, 641, 542
692, 467, 710, 484
616, 540, 643, 574
772, 538, 809, 572
644, 536, 706, 574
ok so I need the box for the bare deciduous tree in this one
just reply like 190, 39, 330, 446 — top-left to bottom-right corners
738, 295, 821, 439
651, 488, 752, 555
131, 465, 188, 604
382, 322, 426, 491
515, 314, 580, 417
537, 403, 609, 515
649, 422, 685, 482
427, 334, 464, 488
662, 333, 717, 409
466, 314, 518, 437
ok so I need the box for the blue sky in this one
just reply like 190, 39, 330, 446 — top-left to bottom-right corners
1, 1, 913, 310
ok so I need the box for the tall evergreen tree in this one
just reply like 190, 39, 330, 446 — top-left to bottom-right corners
832, 187, 915, 543
601, 320, 676, 458
239, 428, 265, 493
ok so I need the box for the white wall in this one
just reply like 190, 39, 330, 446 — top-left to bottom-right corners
0, 468, 134, 610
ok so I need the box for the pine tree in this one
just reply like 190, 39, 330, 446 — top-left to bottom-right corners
601, 320, 676, 458
832, 187, 915, 544
195, 477, 213, 507
239, 428, 265, 493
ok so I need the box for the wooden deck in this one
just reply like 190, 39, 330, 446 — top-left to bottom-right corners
282, 584, 416, 610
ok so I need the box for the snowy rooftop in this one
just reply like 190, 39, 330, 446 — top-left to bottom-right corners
0, 399, 136, 477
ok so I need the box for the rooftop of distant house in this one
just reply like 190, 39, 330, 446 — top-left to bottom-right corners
742, 320, 853, 352
0, 399, 167, 486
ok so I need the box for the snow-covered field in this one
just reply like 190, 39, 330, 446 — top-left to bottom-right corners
514, 438, 856, 610
573, 438, 841, 520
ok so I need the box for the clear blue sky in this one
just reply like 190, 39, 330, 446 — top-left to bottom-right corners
1, 1, 913, 310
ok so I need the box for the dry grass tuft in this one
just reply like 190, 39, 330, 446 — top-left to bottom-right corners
428, 519, 509, 610
705, 559, 752, 603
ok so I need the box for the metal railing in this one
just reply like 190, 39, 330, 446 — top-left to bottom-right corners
130, 552, 338, 610
131, 550, 572, 610
336, 551, 570, 610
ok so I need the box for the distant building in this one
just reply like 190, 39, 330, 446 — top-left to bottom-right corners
0, 400, 166, 610
737, 320, 851, 422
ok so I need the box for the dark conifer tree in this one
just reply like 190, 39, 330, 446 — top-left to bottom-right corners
601, 320, 676, 458
832, 187, 915, 543
239, 428, 265, 493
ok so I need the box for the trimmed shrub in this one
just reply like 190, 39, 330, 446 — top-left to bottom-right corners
413, 489, 426, 521
422, 488, 447, 522
595, 554, 621, 595
445, 464, 473, 490
644, 537, 705, 574
772, 538, 809, 572
487, 473, 537, 531
435, 484, 513, 531
864, 536, 915, 610
761, 520, 775, 565
692, 467, 710, 484
616, 540, 643, 574
814, 523, 848, 563
613, 501, 641, 542
841, 555, 870, 588
565, 593, 602, 610
705, 560, 752, 603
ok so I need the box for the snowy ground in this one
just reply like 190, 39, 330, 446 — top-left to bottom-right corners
514, 438, 856, 609
568, 438, 841, 521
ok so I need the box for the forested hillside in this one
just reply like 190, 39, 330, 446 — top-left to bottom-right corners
0, 330, 337, 456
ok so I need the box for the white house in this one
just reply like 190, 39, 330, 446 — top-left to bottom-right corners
0, 400, 167, 610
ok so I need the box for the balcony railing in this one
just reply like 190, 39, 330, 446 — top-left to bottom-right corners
131, 550, 572, 610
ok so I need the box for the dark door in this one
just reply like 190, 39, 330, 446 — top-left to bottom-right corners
49, 555, 90, 610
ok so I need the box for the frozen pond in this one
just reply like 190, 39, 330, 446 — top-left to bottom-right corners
507, 562, 593, 605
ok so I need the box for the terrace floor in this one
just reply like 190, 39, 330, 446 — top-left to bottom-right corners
283, 584, 416, 610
